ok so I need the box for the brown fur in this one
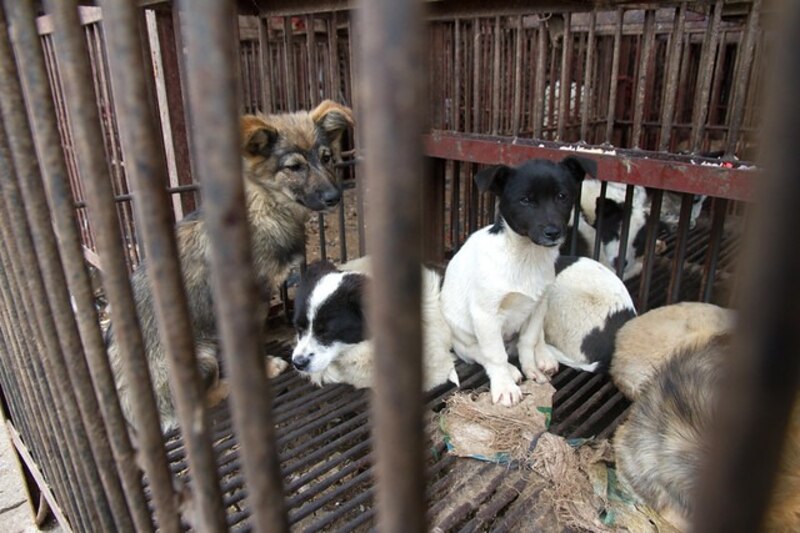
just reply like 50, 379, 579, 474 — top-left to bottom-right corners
610, 302, 735, 399
107, 100, 353, 433
614, 334, 730, 530
615, 334, 800, 532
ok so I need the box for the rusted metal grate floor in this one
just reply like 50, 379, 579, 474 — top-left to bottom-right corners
149, 213, 742, 531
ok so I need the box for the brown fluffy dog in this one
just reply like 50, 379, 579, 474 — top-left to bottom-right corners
614, 333, 800, 531
107, 100, 354, 433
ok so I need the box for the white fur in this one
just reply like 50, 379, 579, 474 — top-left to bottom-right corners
441, 223, 559, 407
294, 260, 458, 391
543, 258, 635, 370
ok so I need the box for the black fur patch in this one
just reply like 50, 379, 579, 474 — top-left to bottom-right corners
311, 274, 368, 346
488, 215, 504, 234
580, 307, 636, 371
294, 261, 338, 332
555, 255, 581, 275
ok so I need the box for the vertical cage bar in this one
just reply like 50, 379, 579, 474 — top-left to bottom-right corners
44, 1, 183, 531
359, 0, 426, 531
491, 16, 501, 134
100, 1, 230, 531
453, 19, 462, 132
689, 0, 722, 153
472, 19, 481, 133
700, 197, 727, 303
6, 1, 154, 525
592, 180, 608, 262
580, 10, 596, 142
637, 189, 663, 312
604, 8, 623, 144
258, 16, 274, 113
631, 10, 655, 149
3, 8, 137, 533
694, 3, 800, 528
658, 4, 686, 152
726, 0, 761, 155
179, 1, 289, 531
511, 16, 522, 135
0, 8, 118, 531
0, 225, 85, 531
666, 193, 693, 304
614, 185, 635, 279
532, 22, 546, 139
556, 13, 571, 141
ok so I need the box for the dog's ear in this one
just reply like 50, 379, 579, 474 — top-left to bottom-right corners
560, 156, 597, 182
474, 164, 512, 195
295, 261, 339, 317
595, 196, 624, 220
241, 115, 278, 157
311, 100, 355, 146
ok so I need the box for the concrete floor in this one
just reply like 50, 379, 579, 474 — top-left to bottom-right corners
0, 427, 60, 532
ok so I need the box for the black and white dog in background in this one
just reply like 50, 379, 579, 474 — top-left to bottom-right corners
441, 156, 597, 406
291, 260, 458, 391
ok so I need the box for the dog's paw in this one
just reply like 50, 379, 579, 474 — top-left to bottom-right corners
205, 378, 230, 408
535, 346, 559, 381
506, 362, 523, 384
489, 373, 523, 406
266, 356, 289, 378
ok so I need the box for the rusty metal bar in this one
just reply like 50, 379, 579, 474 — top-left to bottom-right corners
614, 185, 635, 278
637, 188, 663, 312
2, 8, 138, 533
511, 16, 522, 135
44, 1, 183, 531
258, 16, 274, 112
658, 4, 686, 152
6, 3, 155, 530
689, 0, 722, 153
580, 10, 596, 142
726, 0, 761, 156
100, 1, 230, 531
491, 16, 500, 134
424, 132, 756, 201
472, 19, 481, 133
666, 193, 693, 304
604, 8, 623, 144
694, 3, 800, 528
700, 197, 728, 303
0, 7, 120, 531
179, 1, 289, 531
359, 0, 426, 531
631, 10, 655, 148
556, 13, 571, 141
0, 238, 85, 531
532, 21, 546, 139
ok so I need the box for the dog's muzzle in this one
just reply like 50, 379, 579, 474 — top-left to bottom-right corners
293, 354, 311, 371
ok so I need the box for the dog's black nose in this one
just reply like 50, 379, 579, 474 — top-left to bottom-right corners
543, 226, 561, 240
322, 187, 341, 207
293, 354, 311, 371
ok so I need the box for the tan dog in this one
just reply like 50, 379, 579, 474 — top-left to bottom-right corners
107, 100, 354, 433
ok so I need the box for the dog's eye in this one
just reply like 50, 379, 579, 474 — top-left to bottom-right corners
520, 197, 532, 205
557, 192, 568, 202
285, 162, 304, 172
320, 152, 332, 165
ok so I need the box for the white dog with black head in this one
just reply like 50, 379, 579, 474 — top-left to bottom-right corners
441, 156, 597, 406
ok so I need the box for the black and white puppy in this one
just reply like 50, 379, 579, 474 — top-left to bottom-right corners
441, 156, 597, 406
543, 256, 636, 372
562, 179, 651, 280
292, 260, 458, 391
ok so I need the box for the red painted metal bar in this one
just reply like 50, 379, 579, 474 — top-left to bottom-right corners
179, 1, 289, 531
423, 131, 757, 201
359, 0, 427, 532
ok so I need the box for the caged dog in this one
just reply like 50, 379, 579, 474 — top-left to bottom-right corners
614, 331, 800, 532
441, 156, 597, 406
543, 256, 636, 373
106, 100, 354, 433
290, 259, 458, 391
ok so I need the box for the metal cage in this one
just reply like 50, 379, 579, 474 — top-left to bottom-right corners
0, 0, 795, 532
